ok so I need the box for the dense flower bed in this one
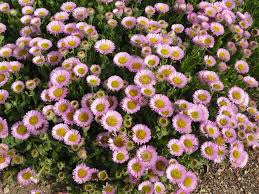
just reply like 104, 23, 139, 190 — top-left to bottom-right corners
0, 0, 258, 193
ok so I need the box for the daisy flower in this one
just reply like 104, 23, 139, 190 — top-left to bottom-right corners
203, 55, 216, 67
243, 76, 258, 88
127, 157, 145, 178
171, 24, 185, 33
37, 39, 52, 51
132, 124, 151, 145
154, 182, 166, 194
201, 34, 215, 48
127, 56, 146, 72
30, 190, 42, 194
134, 69, 156, 87
11, 81, 25, 93
108, 133, 128, 151
86, 75, 101, 87
113, 52, 131, 67
234, 60, 249, 74
72, 164, 92, 184
193, 89, 211, 105
179, 171, 198, 192
136, 145, 158, 167
121, 97, 141, 114
90, 97, 109, 116
64, 35, 81, 49
152, 156, 168, 176
94, 39, 115, 55
52, 123, 70, 141
48, 86, 68, 101
138, 180, 154, 194
0, 89, 8, 104
210, 22, 224, 36
73, 108, 93, 128
201, 141, 218, 160
168, 72, 188, 88
170, 46, 184, 60
47, 21, 64, 35
11, 121, 30, 140
228, 86, 246, 104
72, 7, 88, 21
17, 167, 36, 186
202, 121, 220, 139
53, 99, 71, 116
23, 110, 45, 131
140, 86, 155, 98
166, 163, 186, 184
145, 6, 156, 16
102, 183, 115, 194
106, 75, 124, 92
150, 94, 171, 113
144, 54, 160, 68
217, 48, 230, 62
180, 134, 199, 154
121, 16, 136, 29
222, 128, 237, 143
125, 85, 141, 100
0, 47, 12, 58
112, 149, 129, 164
157, 65, 176, 81
64, 129, 81, 146
155, 44, 172, 58
0, 154, 11, 170
73, 63, 88, 77
172, 113, 192, 134
187, 105, 206, 122
101, 110, 122, 132
60, 2, 77, 12
47, 51, 63, 65
167, 139, 184, 156
50, 68, 70, 87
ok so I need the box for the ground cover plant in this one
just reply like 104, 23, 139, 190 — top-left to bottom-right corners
0, 0, 258, 193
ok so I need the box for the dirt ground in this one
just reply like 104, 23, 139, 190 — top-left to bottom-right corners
194, 151, 259, 194
1, 151, 259, 194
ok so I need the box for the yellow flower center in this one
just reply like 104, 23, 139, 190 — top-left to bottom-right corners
184, 139, 193, 148
111, 81, 119, 88
154, 99, 165, 109
53, 88, 64, 97
205, 147, 214, 156
106, 116, 118, 127
127, 101, 137, 110
22, 172, 32, 180
68, 134, 78, 142
116, 152, 125, 161
96, 104, 105, 112
160, 48, 169, 55
118, 57, 128, 64
139, 75, 151, 85
183, 177, 193, 187
171, 169, 182, 179
77, 169, 87, 178
78, 112, 89, 122
172, 77, 182, 84
135, 129, 146, 140
0, 155, 5, 163
51, 25, 61, 32
56, 128, 66, 137
29, 116, 39, 125
171, 144, 180, 152
176, 119, 186, 128
17, 125, 27, 135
